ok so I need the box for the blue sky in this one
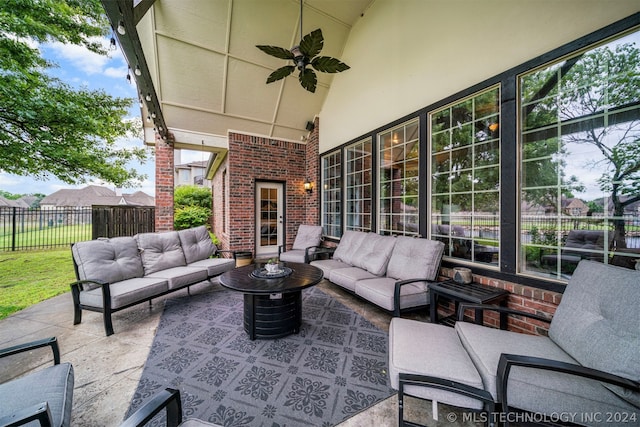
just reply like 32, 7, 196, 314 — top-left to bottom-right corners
0, 36, 199, 197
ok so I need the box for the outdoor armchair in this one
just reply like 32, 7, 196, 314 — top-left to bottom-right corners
120, 388, 221, 427
0, 337, 74, 427
277, 224, 323, 263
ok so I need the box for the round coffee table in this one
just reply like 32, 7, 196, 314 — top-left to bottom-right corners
219, 262, 324, 340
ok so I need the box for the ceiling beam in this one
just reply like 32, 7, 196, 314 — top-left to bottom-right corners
100, 0, 169, 142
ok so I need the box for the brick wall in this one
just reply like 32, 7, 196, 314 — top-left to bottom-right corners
439, 267, 562, 335
154, 133, 174, 231
214, 132, 309, 255
305, 117, 320, 224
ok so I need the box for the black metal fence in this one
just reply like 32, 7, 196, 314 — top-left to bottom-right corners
0, 206, 155, 251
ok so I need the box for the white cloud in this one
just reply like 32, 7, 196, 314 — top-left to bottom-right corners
47, 40, 109, 75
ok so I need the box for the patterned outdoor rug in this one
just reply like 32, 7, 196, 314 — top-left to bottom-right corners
126, 285, 394, 426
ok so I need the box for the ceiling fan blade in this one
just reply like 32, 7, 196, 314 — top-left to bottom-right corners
299, 29, 324, 59
266, 66, 296, 83
299, 68, 317, 93
256, 45, 295, 60
311, 56, 350, 73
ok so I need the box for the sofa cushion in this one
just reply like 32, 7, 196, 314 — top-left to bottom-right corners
136, 231, 186, 275
332, 231, 368, 266
455, 321, 577, 400
0, 362, 74, 427
279, 249, 307, 264
146, 266, 209, 290
186, 258, 236, 277
350, 233, 396, 276
79, 277, 169, 309
328, 267, 377, 292
291, 224, 323, 251
309, 259, 351, 277
389, 319, 485, 410
177, 226, 217, 264
548, 260, 640, 407
72, 236, 143, 284
386, 237, 444, 281
355, 277, 428, 312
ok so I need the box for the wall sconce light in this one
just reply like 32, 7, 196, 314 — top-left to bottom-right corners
304, 180, 313, 194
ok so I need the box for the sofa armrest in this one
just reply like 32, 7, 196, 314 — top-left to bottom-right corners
120, 388, 182, 427
456, 303, 551, 324
497, 353, 640, 426
393, 278, 437, 317
0, 336, 60, 365
0, 402, 53, 427
215, 249, 236, 259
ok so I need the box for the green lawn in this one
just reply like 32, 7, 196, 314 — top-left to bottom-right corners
0, 249, 74, 320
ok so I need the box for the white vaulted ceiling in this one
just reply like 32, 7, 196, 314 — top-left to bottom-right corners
129, 0, 374, 152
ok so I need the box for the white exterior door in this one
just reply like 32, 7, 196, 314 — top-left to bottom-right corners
255, 182, 284, 257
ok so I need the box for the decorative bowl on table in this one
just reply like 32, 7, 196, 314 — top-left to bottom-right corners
265, 263, 280, 274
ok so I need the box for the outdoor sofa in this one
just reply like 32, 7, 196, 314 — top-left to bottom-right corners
70, 226, 236, 336
389, 260, 640, 426
310, 231, 444, 315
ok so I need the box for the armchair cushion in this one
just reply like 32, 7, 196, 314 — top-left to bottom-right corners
136, 231, 186, 275
291, 225, 322, 252
177, 226, 216, 264
386, 236, 444, 281
548, 260, 640, 407
72, 236, 143, 285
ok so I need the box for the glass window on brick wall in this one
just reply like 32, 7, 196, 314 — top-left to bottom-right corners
430, 86, 501, 265
346, 138, 372, 232
520, 29, 640, 281
378, 119, 420, 236
321, 151, 342, 238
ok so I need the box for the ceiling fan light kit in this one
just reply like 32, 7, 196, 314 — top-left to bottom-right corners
256, 1, 350, 93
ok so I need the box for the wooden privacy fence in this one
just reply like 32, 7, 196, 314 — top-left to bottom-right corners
92, 205, 155, 238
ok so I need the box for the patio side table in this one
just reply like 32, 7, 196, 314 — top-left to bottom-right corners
429, 280, 509, 329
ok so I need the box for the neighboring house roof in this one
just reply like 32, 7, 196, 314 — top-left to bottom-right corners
175, 160, 208, 170
40, 185, 154, 208
0, 196, 30, 207
18, 195, 38, 207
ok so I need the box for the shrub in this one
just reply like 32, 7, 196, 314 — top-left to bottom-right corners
174, 205, 211, 230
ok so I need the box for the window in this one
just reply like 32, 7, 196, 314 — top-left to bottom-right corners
378, 119, 420, 236
345, 138, 372, 232
519, 30, 640, 280
321, 151, 342, 238
430, 86, 501, 265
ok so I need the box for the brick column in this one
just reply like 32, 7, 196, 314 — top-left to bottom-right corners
305, 117, 320, 225
155, 133, 175, 231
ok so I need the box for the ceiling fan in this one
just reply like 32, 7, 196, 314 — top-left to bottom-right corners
256, 0, 350, 93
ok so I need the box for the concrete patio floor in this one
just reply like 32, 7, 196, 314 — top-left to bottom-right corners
0, 278, 480, 426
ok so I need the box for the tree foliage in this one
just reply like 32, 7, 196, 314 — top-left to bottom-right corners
0, 0, 148, 187
174, 185, 212, 230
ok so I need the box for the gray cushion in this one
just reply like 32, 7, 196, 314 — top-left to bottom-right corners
146, 266, 209, 290
354, 277, 428, 311
332, 231, 368, 265
186, 258, 236, 277
389, 319, 485, 410
455, 321, 577, 400
0, 363, 74, 427
355, 234, 396, 276
328, 267, 377, 292
309, 259, 351, 276
177, 226, 217, 264
79, 277, 169, 309
279, 249, 308, 263
548, 260, 640, 407
72, 237, 143, 284
386, 237, 444, 281
136, 231, 186, 275
291, 225, 323, 252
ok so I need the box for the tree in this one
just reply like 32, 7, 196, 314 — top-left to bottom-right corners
174, 185, 212, 230
560, 43, 640, 249
0, 0, 148, 187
